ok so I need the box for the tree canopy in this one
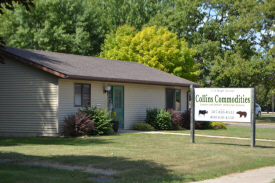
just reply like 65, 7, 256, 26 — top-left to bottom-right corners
100, 25, 198, 81
0, 0, 109, 56
256, 85, 274, 112
99, 0, 173, 31
1, 0, 275, 102
0, 0, 34, 64
145, 0, 275, 85
210, 52, 275, 88
0, 0, 34, 14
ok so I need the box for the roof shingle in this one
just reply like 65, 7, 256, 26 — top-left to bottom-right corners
2, 47, 200, 87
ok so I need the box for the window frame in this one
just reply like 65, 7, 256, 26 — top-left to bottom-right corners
74, 83, 91, 107
165, 88, 181, 111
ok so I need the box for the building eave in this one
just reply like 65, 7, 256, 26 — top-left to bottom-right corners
1, 50, 68, 78
67, 75, 200, 87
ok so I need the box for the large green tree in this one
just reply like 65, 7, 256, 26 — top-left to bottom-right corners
0, 0, 34, 64
100, 25, 198, 81
256, 85, 274, 112
2, 0, 274, 90
0, 0, 34, 14
145, 0, 275, 85
0, 0, 109, 56
210, 52, 275, 88
99, 0, 172, 31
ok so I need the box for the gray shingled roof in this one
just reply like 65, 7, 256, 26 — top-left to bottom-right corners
3, 47, 200, 87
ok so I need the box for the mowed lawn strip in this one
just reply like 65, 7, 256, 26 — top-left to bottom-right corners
172, 126, 275, 140
256, 116, 275, 124
0, 163, 96, 183
0, 133, 275, 183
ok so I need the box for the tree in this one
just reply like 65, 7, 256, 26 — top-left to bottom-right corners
0, 0, 34, 64
209, 51, 275, 89
0, 0, 34, 14
100, 25, 198, 81
2, 0, 274, 87
145, 0, 275, 85
0, 0, 109, 56
256, 85, 274, 112
99, 0, 173, 31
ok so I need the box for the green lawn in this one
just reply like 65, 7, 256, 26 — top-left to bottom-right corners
174, 126, 275, 140
256, 116, 275, 124
0, 163, 95, 183
1, 132, 275, 183
260, 112, 275, 116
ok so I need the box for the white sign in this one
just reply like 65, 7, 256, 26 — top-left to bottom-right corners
194, 88, 252, 122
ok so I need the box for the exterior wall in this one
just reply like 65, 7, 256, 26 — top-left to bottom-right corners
58, 79, 109, 132
181, 87, 189, 112
124, 84, 165, 129
58, 79, 189, 131
0, 56, 59, 137
125, 84, 188, 129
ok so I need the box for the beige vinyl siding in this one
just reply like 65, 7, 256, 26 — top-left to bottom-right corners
124, 84, 188, 129
124, 84, 165, 129
58, 79, 108, 132
0, 56, 58, 137
58, 79, 189, 130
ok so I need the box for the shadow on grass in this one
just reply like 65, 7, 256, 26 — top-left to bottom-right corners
0, 137, 114, 146
256, 117, 275, 123
0, 152, 192, 183
206, 142, 275, 148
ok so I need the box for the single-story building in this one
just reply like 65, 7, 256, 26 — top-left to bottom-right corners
0, 47, 200, 137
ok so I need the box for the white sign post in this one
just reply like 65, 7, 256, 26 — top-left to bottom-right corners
190, 88, 256, 147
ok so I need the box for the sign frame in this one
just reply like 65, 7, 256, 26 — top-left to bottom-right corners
190, 86, 256, 147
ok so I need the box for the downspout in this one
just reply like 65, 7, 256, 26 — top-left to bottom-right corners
187, 90, 190, 111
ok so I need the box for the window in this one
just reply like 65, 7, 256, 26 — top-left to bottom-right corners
74, 83, 91, 107
166, 88, 181, 110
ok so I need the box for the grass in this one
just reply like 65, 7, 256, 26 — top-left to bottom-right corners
0, 163, 95, 183
0, 132, 275, 183
256, 116, 275, 124
173, 126, 275, 140
260, 112, 275, 116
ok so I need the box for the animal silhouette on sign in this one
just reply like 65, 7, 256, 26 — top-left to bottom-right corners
199, 110, 208, 116
236, 111, 247, 118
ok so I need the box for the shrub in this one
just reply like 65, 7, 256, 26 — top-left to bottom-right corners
168, 109, 184, 130
156, 109, 173, 130
63, 112, 95, 137
172, 110, 227, 130
181, 110, 191, 129
79, 107, 114, 135
145, 108, 158, 128
195, 121, 209, 129
132, 123, 155, 131
194, 121, 227, 130
180, 110, 212, 130
208, 122, 227, 130
146, 108, 177, 130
